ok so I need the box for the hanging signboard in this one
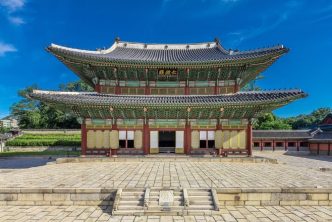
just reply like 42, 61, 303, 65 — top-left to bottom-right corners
158, 68, 178, 77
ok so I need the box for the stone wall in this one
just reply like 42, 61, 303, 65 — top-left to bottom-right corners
217, 188, 332, 206
0, 188, 116, 206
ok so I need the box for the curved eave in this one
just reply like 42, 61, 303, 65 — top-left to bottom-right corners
47, 43, 288, 68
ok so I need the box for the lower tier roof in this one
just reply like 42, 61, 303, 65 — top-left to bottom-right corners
29, 90, 306, 119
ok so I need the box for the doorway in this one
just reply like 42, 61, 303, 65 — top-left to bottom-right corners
158, 131, 176, 153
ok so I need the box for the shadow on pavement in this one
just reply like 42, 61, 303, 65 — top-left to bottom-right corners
0, 157, 55, 169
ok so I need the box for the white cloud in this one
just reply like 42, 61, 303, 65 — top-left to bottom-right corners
0, 0, 25, 12
8, 16, 25, 25
0, 0, 26, 25
0, 42, 17, 56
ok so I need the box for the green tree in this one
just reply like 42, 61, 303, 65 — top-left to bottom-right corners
254, 113, 292, 130
285, 108, 331, 129
59, 80, 93, 92
0, 127, 10, 133
11, 80, 92, 129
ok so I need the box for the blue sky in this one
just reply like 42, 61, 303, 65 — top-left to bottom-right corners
0, 0, 331, 118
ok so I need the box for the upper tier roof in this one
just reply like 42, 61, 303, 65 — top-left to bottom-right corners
47, 39, 288, 65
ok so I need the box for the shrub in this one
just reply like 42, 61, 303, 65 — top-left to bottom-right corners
6, 134, 81, 147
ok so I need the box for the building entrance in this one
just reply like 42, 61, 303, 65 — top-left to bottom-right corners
158, 131, 176, 153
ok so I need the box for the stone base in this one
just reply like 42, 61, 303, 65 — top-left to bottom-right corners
55, 156, 278, 164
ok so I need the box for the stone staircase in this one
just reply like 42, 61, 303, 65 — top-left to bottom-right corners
112, 188, 219, 216
187, 189, 219, 213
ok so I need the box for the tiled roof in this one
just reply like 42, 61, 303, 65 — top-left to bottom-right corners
310, 131, 332, 142
29, 89, 306, 108
253, 130, 314, 139
47, 40, 288, 64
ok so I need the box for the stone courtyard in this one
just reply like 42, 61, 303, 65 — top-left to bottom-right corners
0, 151, 332, 221
0, 152, 331, 189
1, 205, 332, 222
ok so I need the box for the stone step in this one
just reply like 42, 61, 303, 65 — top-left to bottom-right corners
120, 196, 144, 201
121, 191, 145, 195
147, 206, 185, 211
118, 200, 144, 205
120, 189, 145, 192
188, 189, 211, 192
188, 191, 211, 196
189, 196, 213, 201
189, 200, 213, 205
117, 205, 145, 210
150, 196, 183, 200
148, 200, 183, 206
150, 191, 182, 195
187, 205, 215, 210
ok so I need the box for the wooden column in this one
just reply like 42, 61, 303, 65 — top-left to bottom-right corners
297, 141, 300, 151
143, 122, 150, 155
260, 139, 263, 151
95, 84, 101, 93
145, 68, 150, 95
284, 140, 288, 151
272, 139, 275, 151
247, 121, 253, 156
214, 82, 218, 94
81, 123, 87, 156
184, 122, 191, 155
328, 143, 331, 156
317, 143, 320, 155
234, 83, 239, 93
111, 124, 118, 156
115, 85, 121, 94
185, 68, 190, 95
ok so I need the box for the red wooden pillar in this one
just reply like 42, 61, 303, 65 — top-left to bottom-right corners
185, 86, 189, 95
115, 85, 121, 94
328, 143, 331, 156
184, 122, 191, 155
234, 83, 239, 93
260, 139, 263, 151
272, 139, 275, 151
145, 69, 150, 95
296, 141, 300, 151
214, 82, 218, 95
317, 143, 320, 155
81, 123, 87, 156
284, 140, 288, 151
247, 121, 253, 156
143, 122, 150, 155
185, 68, 190, 95
95, 84, 101, 93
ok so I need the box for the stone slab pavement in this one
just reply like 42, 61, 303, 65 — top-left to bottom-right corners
0, 157, 54, 169
0, 152, 332, 188
0, 205, 332, 221
254, 151, 332, 170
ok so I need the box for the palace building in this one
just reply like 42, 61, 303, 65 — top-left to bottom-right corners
30, 38, 306, 156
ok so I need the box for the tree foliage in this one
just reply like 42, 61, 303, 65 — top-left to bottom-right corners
254, 113, 292, 130
11, 80, 93, 129
254, 108, 332, 130
285, 108, 332, 129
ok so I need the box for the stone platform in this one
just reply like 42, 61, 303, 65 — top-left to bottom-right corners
0, 151, 332, 219
55, 155, 278, 164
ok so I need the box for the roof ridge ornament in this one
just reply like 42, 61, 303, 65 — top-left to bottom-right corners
115, 37, 120, 43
